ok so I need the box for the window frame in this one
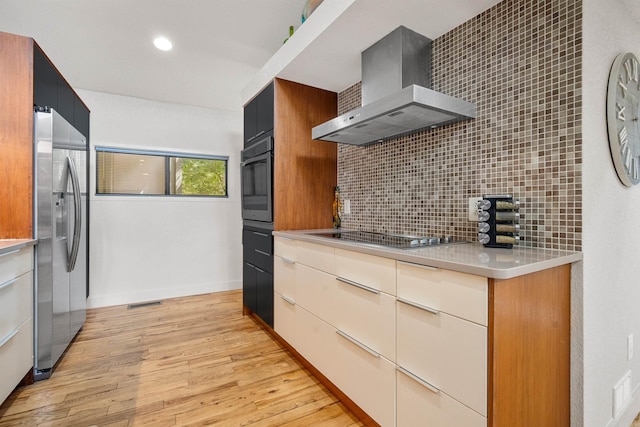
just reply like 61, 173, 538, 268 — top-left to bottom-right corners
95, 146, 229, 198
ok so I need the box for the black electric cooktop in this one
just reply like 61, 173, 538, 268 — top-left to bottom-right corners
316, 230, 465, 249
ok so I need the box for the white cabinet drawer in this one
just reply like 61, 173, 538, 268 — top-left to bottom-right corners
397, 300, 487, 416
335, 249, 396, 296
334, 328, 396, 427
294, 305, 342, 386
274, 255, 296, 301
397, 261, 487, 325
297, 241, 334, 274
397, 367, 486, 427
274, 236, 297, 262
296, 264, 338, 326
334, 280, 396, 361
0, 247, 32, 288
0, 271, 33, 341
0, 317, 33, 404
274, 290, 300, 349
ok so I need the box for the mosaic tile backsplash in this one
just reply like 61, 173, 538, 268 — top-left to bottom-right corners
337, 0, 582, 251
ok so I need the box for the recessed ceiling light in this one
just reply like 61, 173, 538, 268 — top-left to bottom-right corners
153, 36, 172, 51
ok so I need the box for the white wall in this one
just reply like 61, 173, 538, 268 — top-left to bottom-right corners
583, 1, 640, 425
77, 89, 243, 308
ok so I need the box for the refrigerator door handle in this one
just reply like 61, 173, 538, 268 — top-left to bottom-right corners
66, 156, 82, 272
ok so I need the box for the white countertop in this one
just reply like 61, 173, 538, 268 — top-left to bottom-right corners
0, 239, 36, 255
273, 229, 582, 280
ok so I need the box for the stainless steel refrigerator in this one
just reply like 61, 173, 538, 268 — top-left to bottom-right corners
33, 108, 88, 380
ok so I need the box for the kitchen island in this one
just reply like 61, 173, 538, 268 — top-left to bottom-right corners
269, 229, 580, 427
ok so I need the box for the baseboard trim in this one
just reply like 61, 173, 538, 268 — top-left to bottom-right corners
87, 280, 241, 309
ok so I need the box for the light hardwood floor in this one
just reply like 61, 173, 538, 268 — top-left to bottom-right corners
0, 290, 364, 426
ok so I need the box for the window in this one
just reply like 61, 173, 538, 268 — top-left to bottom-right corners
96, 148, 228, 197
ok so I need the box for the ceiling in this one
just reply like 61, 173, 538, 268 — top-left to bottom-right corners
0, 0, 504, 112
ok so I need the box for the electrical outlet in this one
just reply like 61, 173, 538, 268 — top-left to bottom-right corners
613, 371, 632, 419
468, 197, 482, 221
629, 334, 634, 360
343, 199, 351, 215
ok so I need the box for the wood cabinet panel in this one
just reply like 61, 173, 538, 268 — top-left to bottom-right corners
397, 368, 486, 427
0, 32, 34, 238
397, 260, 488, 326
273, 79, 337, 231
489, 265, 570, 427
0, 34, 89, 239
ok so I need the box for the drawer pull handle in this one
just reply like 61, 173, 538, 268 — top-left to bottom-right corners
254, 266, 265, 273
280, 295, 296, 305
397, 297, 440, 315
254, 231, 270, 237
336, 277, 379, 295
281, 257, 295, 265
397, 366, 440, 394
0, 277, 19, 291
0, 249, 20, 258
255, 249, 271, 257
0, 328, 19, 348
336, 329, 380, 358
398, 260, 439, 271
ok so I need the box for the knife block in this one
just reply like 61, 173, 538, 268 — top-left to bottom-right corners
477, 195, 520, 249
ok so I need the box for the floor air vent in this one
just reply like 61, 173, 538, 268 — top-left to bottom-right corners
127, 301, 162, 309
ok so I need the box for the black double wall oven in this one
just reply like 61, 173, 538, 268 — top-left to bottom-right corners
241, 135, 273, 222
241, 131, 275, 327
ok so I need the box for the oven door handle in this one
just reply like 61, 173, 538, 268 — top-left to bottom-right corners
241, 152, 269, 167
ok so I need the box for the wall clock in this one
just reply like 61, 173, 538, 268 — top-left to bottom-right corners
607, 52, 640, 186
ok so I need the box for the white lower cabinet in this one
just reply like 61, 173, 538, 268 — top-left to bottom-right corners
0, 246, 34, 405
397, 300, 487, 416
334, 330, 396, 427
0, 271, 32, 341
294, 303, 343, 386
274, 290, 299, 349
0, 318, 33, 403
273, 237, 489, 427
334, 281, 396, 362
296, 264, 339, 326
396, 366, 485, 427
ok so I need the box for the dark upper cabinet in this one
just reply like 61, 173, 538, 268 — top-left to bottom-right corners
57, 77, 76, 126
244, 98, 257, 145
74, 99, 90, 140
33, 44, 90, 141
33, 46, 58, 111
244, 81, 274, 146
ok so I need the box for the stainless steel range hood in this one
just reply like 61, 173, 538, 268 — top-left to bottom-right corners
312, 26, 476, 146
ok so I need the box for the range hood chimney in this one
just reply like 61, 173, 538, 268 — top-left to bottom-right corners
312, 26, 476, 146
